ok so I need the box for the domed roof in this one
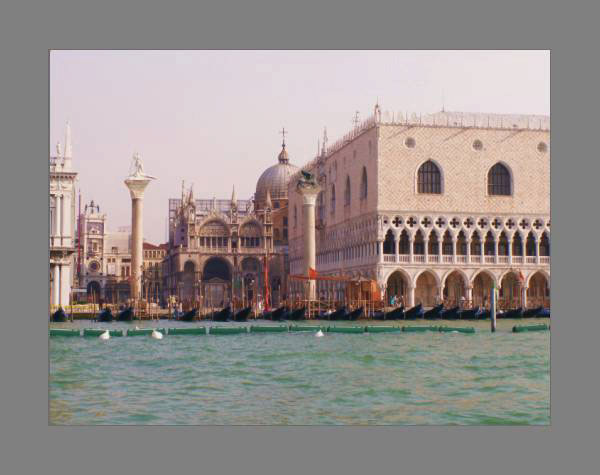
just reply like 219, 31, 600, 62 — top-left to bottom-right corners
255, 144, 299, 206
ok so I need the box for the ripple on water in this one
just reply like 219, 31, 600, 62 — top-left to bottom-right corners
49, 321, 550, 425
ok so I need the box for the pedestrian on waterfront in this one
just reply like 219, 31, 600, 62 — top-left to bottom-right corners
399, 295, 405, 308
460, 295, 466, 309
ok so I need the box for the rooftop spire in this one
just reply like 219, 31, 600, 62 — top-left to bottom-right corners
321, 127, 328, 156
63, 121, 72, 169
231, 184, 237, 205
277, 127, 289, 164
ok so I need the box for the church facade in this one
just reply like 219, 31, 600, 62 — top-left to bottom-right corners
162, 142, 298, 309
288, 106, 550, 309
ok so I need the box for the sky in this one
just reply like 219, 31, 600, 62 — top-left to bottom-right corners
50, 50, 549, 243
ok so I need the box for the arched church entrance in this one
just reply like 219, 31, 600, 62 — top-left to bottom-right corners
202, 257, 231, 309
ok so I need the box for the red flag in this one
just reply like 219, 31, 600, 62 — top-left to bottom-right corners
308, 267, 318, 279
518, 270, 525, 283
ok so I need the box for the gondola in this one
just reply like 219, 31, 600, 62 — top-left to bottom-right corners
404, 303, 424, 320
318, 309, 334, 319
384, 306, 405, 320
212, 306, 232, 322
97, 308, 113, 322
287, 307, 306, 321
328, 306, 348, 321
117, 306, 135, 321
498, 307, 524, 319
523, 306, 543, 318
233, 306, 252, 322
424, 304, 444, 320
459, 306, 481, 320
535, 307, 551, 318
441, 306, 460, 320
50, 307, 67, 322
345, 307, 364, 321
268, 306, 288, 321
371, 310, 386, 320
179, 308, 197, 322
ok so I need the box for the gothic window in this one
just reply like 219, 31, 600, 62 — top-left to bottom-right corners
498, 232, 509, 256
413, 230, 425, 255
428, 231, 439, 255
330, 184, 336, 216
457, 230, 467, 255
540, 232, 550, 256
399, 230, 410, 254
488, 163, 512, 196
417, 160, 442, 194
383, 230, 395, 254
471, 231, 482, 255
484, 231, 495, 255
344, 176, 351, 206
442, 230, 453, 255
360, 167, 368, 200
526, 232, 537, 256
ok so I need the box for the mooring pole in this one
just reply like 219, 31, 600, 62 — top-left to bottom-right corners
490, 283, 497, 333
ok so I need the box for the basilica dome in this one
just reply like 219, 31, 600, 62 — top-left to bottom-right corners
255, 144, 299, 207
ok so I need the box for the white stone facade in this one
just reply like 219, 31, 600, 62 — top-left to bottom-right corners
50, 123, 78, 308
288, 108, 550, 308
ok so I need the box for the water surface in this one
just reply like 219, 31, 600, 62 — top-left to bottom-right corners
49, 319, 550, 425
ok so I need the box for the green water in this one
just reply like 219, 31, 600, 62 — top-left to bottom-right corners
49, 319, 549, 425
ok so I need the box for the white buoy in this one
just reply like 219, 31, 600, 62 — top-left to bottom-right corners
315, 329, 324, 338
99, 330, 110, 340
135, 326, 140, 330
151, 329, 163, 340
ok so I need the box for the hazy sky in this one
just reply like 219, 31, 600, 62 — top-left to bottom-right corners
50, 50, 549, 243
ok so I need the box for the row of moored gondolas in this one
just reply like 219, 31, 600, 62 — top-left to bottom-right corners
50, 303, 550, 323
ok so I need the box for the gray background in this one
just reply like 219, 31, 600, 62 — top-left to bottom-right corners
1, 0, 599, 474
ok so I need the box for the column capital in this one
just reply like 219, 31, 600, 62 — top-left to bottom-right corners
124, 177, 153, 200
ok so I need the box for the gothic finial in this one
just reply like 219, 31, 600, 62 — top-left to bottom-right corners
56, 141, 62, 158
231, 184, 237, 205
321, 127, 328, 156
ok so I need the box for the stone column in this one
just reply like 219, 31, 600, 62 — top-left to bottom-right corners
394, 234, 400, 263
466, 238, 472, 264
494, 238, 499, 264
298, 187, 320, 300
452, 237, 457, 264
52, 264, 60, 307
56, 194, 62, 244
409, 235, 414, 263
535, 238, 540, 265
508, 235, 513, 265
60, 263, 71, 307
125, 175, 154, 303
424, 238, 429, 263
408, 286, 415, 307
466, 285, 473, 308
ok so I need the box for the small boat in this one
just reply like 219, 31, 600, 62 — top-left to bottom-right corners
329, 307, 348, 321
287, 307, 307, 321
212, 306, 232, 322
498, 307, 524, 319
179, 309, 197, 322
50, 307, 67, 322
233, 306, 252, 322
97, 308, 113, 322
523, 306, 543, 318
535, 307, 551, 318
384, 306, 405, 320
459, 307, 481, 320
371, 310, 386, 320
267, 306, 288, 321
117, 307, 135, 321
318, 309, 334, 319
424, 304, 444, 320
441, 306, 460, 320
404, 304, 424, 320
345, 307, 364, 321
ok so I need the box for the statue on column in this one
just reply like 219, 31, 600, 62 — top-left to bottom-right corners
297, 170, 318, 191
128, 152, 156, 180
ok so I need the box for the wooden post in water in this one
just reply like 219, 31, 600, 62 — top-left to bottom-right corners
491, 283, 497, 332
